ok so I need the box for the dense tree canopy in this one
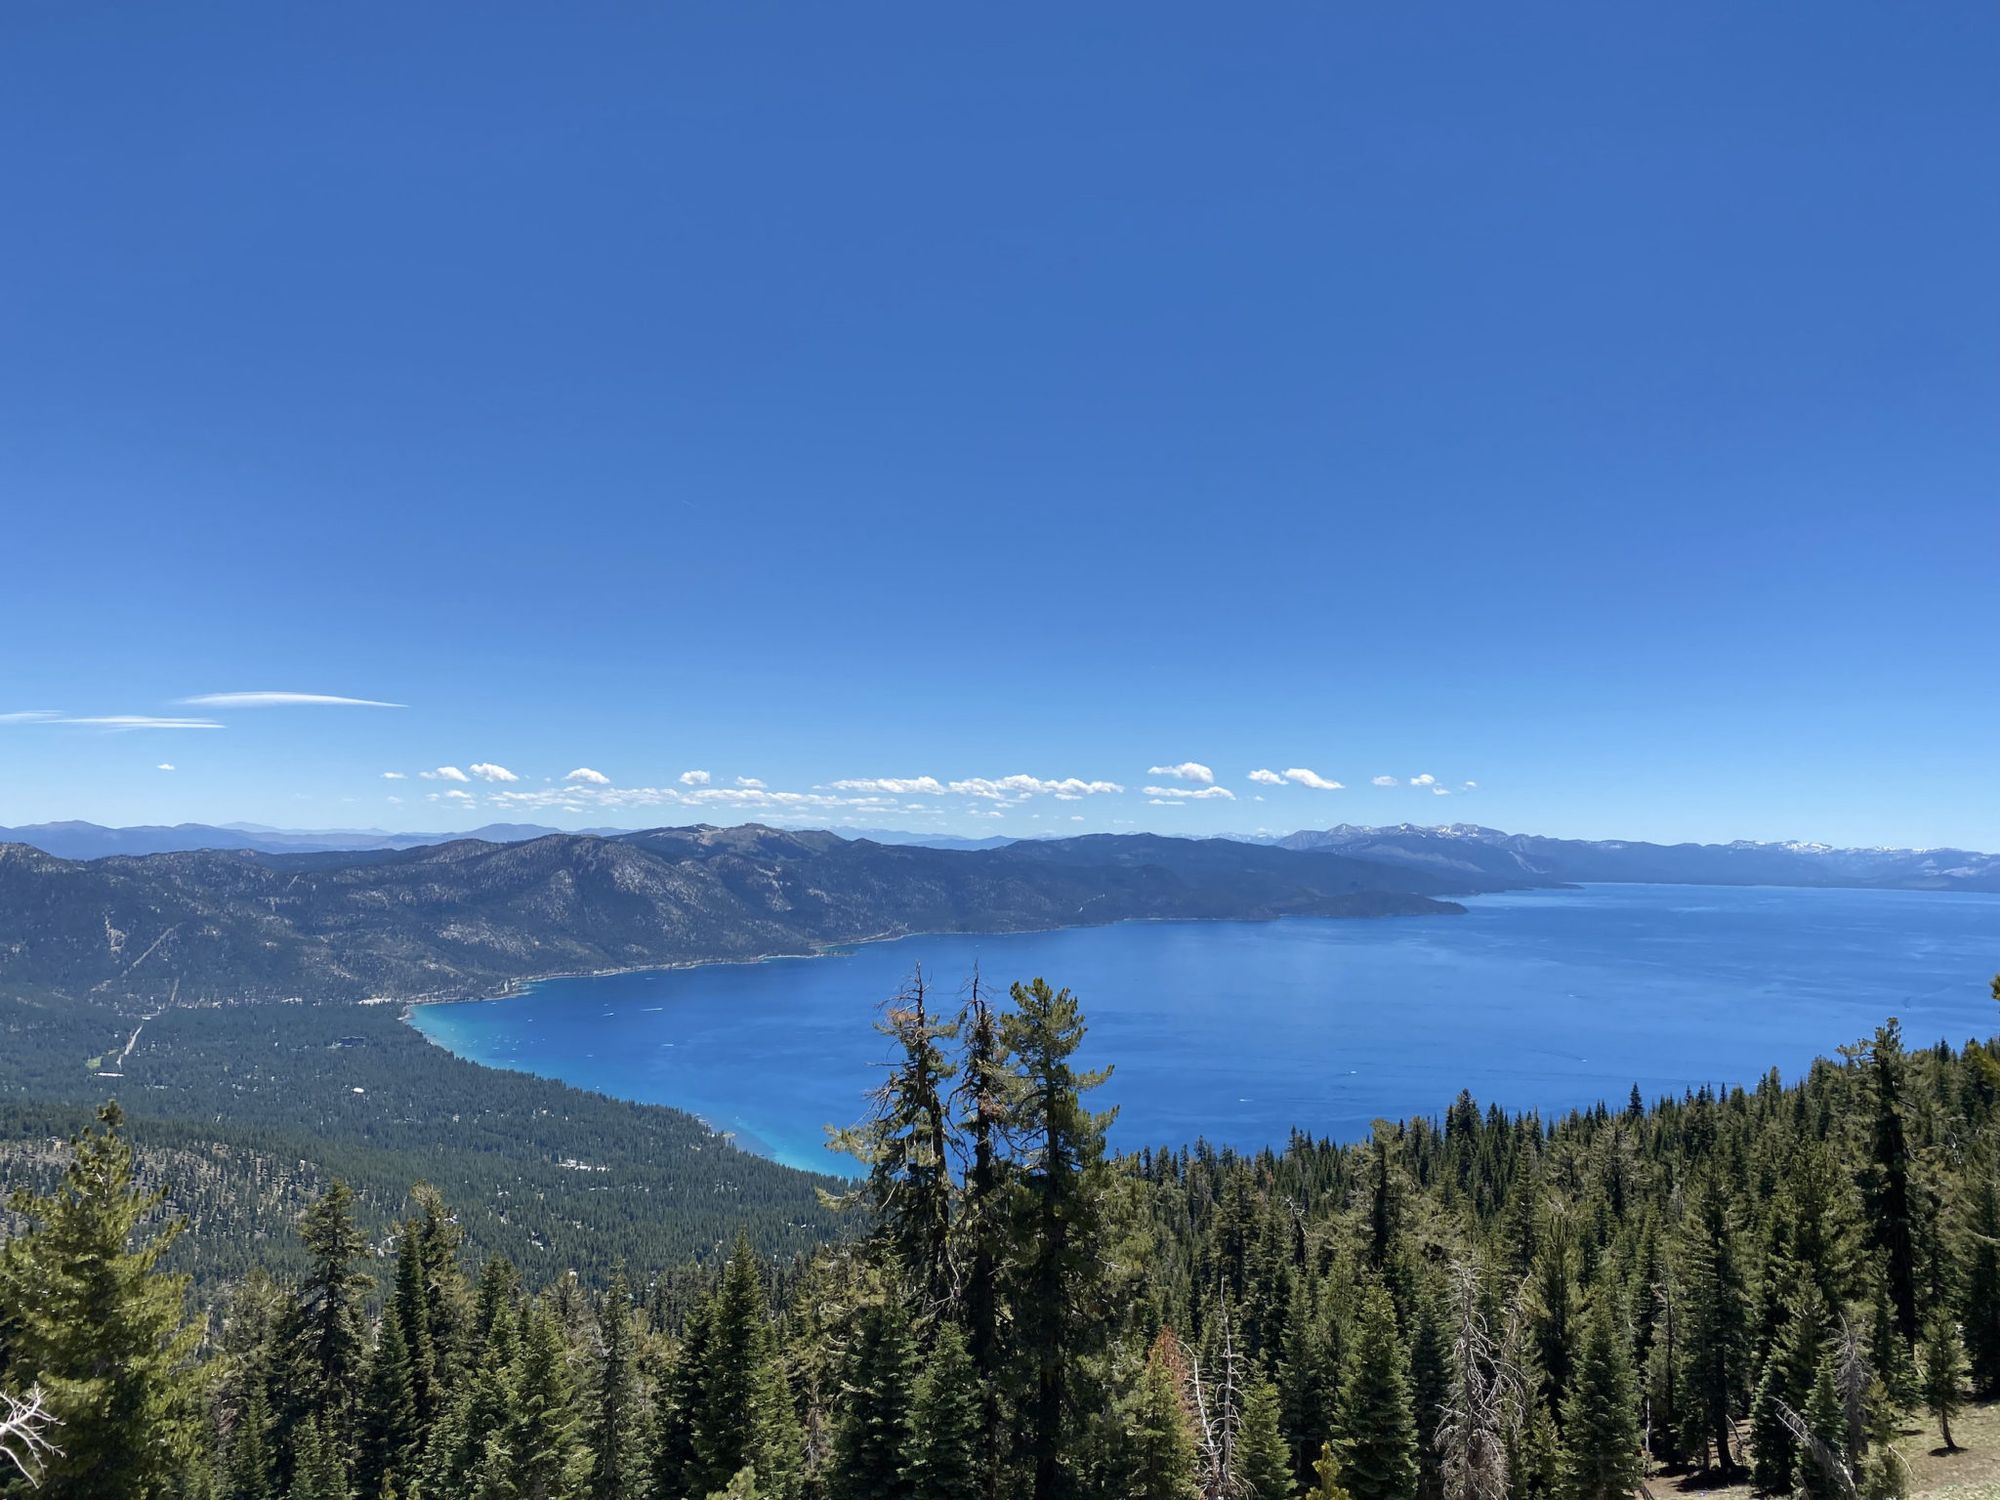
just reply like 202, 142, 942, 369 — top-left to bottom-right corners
3, 981, 1998, 1500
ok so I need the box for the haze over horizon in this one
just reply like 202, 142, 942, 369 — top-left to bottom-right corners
6, 4, 1996, 849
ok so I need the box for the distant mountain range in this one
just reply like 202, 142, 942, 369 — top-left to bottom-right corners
0, 819, 627, 859
0, 819, 1019, 859
1243, 823, 2000, 894
6, 818, 1995, 894
0, 825, 1513, 1006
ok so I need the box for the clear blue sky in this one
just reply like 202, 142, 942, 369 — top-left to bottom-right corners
4, 4, 1996, 847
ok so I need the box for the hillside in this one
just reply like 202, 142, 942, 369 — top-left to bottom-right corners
1270, 822, 2000, 893
0, 824, 1533, 1007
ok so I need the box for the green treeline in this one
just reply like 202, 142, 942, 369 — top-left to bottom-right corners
4, 969, 1999, 1500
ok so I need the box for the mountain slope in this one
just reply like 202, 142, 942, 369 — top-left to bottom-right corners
0, 825, 1535, 1007
1272, 823, 2000, 893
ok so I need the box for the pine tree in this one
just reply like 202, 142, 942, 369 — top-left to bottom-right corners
1239, 1377, 1297, 1500
357, 1309, 421, 1499
288, 1181, 372, 1452
952, 973, 1010, 1500
1125, 1332, 1198, 1500
1921, 1306, 1965, 1452
388, 1217, 440, 1444
828, 1295, 917, 1500
1869, 1277, 1919, 1411
1524, 1203, 1581, 1420
1000, 976, 1117, 1500
1750, 1284, 1829, 1495
1406, 1283, 1451, 1500
586, 1275, 644, 1500
1558, 1293, 1640, 1500
1307, 1444, 1355, 1500
1799, 1354, 1850, 1500
228, 1374, 278, 1500
1278, 1280, 1337, 1488
828, 968, 959, 1317
1676, 1170, 1749, 1473
1957, 1157, 2000, 1397
0, 1103, 204, 1497
1866, 1022, 1921, 1343
287, 1414, 348, 1500
651, 1294, 711, 1500
907, 1323, 985, 1500
511, 1298, 580, 1500
1337, 1284, 1419, 1500
692, 1237, 800, 1498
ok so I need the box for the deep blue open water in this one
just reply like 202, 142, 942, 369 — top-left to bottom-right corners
409, 883, 2000, 1171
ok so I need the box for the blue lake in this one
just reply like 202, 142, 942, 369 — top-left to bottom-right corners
409, 883, 2000, 1171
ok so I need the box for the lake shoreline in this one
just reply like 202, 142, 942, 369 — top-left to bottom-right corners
394, 898, 1472, 1020
405, 883, 2000, 1173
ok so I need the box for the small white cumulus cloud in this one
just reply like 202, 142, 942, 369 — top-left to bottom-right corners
1247, 769, 1285, 786
421, 766, 471, 782
1432, 785, 1453, 796
1283, 768, 1343, 790
469, 762, 519, 783
831, 774, 1121, 801
1371, 775, 1399, 787
1147, 761, 1215, 784
1410, 773, 1437, 786
381, 771, 406, 780
1142, 784, 1236, 801
1462, 780, 1479, 791
678, 770, 711, 786
443, 789, 475, 802
156, 763, 175, 772
563, 767, 611, 785
736, 777, 766, 789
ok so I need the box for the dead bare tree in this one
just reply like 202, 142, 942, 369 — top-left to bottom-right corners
1773, 1396, 1857, 1500
1835, 1314, 1872, 1466
1436, 1261, 1521, 1500
1187, 1302, 1247, 1500
0, 1387, 59, 1487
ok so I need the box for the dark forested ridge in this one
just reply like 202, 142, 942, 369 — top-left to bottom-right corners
4, 966, 2000, 1500
0, 826, 1524, 1006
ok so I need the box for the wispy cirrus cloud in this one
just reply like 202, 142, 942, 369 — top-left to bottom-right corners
1147, 761, 1214, 784
4, 709, 222, 730
468, 763, 518, 783
1143, 784, 1236, 802
64, 715, 223, 731
1282, 768, 1343, 790
565, 767, 611, 785
178, 691, 405, 708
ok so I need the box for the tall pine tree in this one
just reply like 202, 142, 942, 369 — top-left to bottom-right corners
0, 1103, 204, 1498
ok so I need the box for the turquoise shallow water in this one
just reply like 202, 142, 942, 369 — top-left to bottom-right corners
409, 883, 2000, 1171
